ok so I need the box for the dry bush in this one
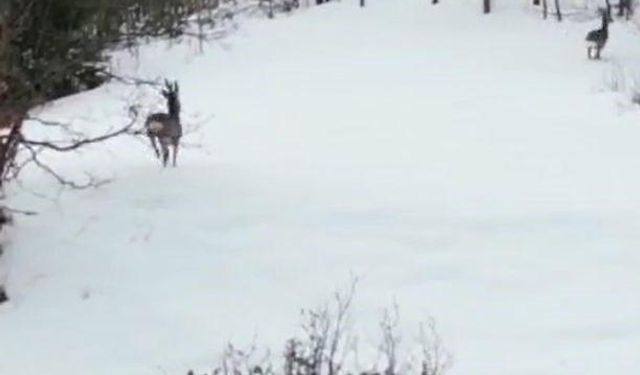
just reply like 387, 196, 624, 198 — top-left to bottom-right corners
600, 61, 640, 108
189, 283, 452, 375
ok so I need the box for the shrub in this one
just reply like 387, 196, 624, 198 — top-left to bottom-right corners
188, 285, 453, 375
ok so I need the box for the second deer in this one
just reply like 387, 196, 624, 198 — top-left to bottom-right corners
586, 10, 609, 60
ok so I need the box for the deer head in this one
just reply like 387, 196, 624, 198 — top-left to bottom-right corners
161, 79, 180, 118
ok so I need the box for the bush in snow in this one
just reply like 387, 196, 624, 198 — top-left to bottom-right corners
599, 61, 640, 108
188, 284, 452, 375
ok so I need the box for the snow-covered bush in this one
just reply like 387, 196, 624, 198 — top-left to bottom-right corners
602, 62, 628, 93
601, 61, 640, 107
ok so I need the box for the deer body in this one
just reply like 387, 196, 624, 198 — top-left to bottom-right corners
145, 81, 182, 167
586, 11, 609, 60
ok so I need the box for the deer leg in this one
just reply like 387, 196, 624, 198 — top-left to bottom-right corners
160, 139, 170, 167
172, 138, 179, 167
148, 135, 160, 158
587, 47, 592, 59
596, 46, 601, 60
162, 148, 169, 167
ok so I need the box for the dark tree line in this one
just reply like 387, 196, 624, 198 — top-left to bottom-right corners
533, 0, 634, 21
434, 0, 633, 18
1, 0, 223, 110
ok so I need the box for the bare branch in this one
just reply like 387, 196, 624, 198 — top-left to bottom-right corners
327, 277, 358, 375
21, 143, 111, 189
20, 107, 140, 152
379, 304, 401, 375
102, 71, 162, 88
1, 206, 37, 216
418, 318, 452, 375
3, 106, 143, 191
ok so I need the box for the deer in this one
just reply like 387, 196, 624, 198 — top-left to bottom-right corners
145, 80, 182, 167
586, 9, 609, 60
617, 0, 633, 20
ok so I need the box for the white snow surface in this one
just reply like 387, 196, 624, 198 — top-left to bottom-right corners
2, 1, 640, 374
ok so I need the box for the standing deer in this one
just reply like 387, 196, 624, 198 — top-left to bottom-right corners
145, 80, 182, 167
586, 9, 609, 60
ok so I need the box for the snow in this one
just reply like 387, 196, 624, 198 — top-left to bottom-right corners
2, 1, 640, 374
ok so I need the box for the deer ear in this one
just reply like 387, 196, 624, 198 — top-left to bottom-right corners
173, 81, 179, 93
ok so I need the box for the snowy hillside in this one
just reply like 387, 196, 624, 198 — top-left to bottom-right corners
2, 1, 640, 374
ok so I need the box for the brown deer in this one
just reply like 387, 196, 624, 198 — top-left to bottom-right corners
145, 80, 182, 167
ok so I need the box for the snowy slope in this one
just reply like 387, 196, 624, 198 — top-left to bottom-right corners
2, 1, 640, 374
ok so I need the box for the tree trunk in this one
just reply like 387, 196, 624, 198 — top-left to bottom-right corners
554, 0, 562, 21
617, 0, 625, 17
268, 0, 274, 18
605, 0, 614, 21
483, 0, 490, 13
542, 0, 548, 19
619, 0, 633, 19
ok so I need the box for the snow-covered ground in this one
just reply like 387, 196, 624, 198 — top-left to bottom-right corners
2, 1, 640, 374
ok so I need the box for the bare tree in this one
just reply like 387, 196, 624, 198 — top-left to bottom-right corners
618, 0, 633, 19
327, 282, 356, 375
417, 319, 452, 375
605, 0, 614, 20
280, 282, 358, 375
379, 306, 401, 375
218, 342, 273, 375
